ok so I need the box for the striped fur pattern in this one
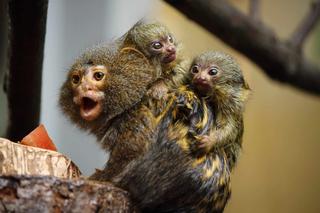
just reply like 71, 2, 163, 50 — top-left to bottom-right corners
113, 51, 250, 212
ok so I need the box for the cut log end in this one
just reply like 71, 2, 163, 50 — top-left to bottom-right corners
0, 137, 81, 179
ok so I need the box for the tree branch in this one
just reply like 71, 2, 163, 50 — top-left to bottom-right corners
163, 0, 320, 95
249, 0, 260, 22
6, 0, 48, 140
289, 0, 320, 50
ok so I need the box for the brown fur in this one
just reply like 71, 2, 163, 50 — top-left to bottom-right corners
120, 20, 190, 100
112, 51, 250, 212
59, 45, 160, 180
187, 51, 250, 169
60, 24, 250, 212
88, 21, 192, 180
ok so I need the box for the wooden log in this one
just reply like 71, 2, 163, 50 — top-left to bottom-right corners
0, 175, 133, 212
0, 138, 81, 179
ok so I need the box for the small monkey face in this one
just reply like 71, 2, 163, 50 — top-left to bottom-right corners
190, 63, 220, 95
69, 65, 108, 121
149, 35, 176, 64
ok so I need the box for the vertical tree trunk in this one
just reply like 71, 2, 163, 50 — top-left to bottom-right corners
0, 0, 8, 82
6, 0, 48, 141
0, 0, 9, 136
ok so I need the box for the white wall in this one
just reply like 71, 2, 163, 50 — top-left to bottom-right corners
41, 0, 153, 175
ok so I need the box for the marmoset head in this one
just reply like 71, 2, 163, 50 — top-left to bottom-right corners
59, 45, 156, 132
124, 21, 179, 65
189, 51, 250, 100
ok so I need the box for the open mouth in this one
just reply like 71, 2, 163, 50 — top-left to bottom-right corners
162, 53, 176, 64
80, 97, 102, 121
194, 80, 211, 95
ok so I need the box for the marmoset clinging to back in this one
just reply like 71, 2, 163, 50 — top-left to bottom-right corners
187, 51, 251, 169
113, 51, 250, 212
121, 20, 190, 100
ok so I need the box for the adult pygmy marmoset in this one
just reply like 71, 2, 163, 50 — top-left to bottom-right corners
59, 44, 159, 180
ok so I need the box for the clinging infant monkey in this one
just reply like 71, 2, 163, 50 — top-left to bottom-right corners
113, 51, 250, 212
120, 20, 189, 100
187, 51, 250, 169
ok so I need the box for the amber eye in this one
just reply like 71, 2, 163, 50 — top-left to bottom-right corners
208, 68, 218, 76
168, 35, 174, 43
71, 74, 80, 84
191, 65, 199, 74
94, 71, 105, 81
151, 42, 163, 50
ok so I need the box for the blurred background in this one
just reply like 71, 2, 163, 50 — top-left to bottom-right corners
1, 0, 320, 212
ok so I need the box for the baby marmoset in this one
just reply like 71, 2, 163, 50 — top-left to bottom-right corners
186, 51, 251, 169
113, 51, 250, 212
120, 20, 189, 100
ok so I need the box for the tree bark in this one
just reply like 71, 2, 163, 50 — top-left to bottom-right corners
0, 138, 134, 212
0, 175, 133, 213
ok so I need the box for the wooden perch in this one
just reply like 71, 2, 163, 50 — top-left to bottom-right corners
164, 0, 320, 95
0, 138, 81, 178
0, 138, 134, 212
0, 175, 133, 212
